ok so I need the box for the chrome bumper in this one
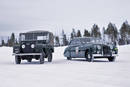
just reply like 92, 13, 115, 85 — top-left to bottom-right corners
93, 54, 118, 57
12, 53, 42, 56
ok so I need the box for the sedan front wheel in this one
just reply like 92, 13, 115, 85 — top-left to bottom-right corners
67, 57, 72, 60
87, 53, 94, 62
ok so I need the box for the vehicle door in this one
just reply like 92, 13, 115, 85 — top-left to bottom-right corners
69, 39, 81, 58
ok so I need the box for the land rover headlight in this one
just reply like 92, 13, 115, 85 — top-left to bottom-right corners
22, 44, 25, 49
31, 44, 35, 48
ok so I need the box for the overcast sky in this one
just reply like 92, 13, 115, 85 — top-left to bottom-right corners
0, 0, 130, 37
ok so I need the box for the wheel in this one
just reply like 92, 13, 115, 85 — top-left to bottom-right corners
87, 53, 94, 62
40, 52, 45, 64
67, 57, 72, 60
48, 53, 52, 62
108, 56, 115, 62
15, 56, 21, 64
27, 58, 32, 62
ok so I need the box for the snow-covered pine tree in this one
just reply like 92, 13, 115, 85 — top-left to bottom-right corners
62, 30, 68, 46
83, 29, 90, 37
105, 22, 118, 43
91, 24, 101, 38
77, 30, 82, 37
70, 28, 77, 40
1, 39, 5, 46
120, 21, 130, 45
55, 36, 60, 46
8, 33, 15, 47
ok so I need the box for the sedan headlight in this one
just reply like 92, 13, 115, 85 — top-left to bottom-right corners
22, 44, 25, 49
31, 44, 35, 48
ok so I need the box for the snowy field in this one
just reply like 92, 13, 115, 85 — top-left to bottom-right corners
0, 45, 130, 87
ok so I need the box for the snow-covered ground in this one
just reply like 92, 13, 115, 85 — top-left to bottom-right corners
0, 45, 130, 87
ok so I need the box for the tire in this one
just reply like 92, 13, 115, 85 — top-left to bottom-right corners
15, 56, 21, 64
108, 56, 115, 62
48, 53, 52, 62
67, 51, 72, 60
40, 52, 45, 64
27, 58, 32, 62
67, 57, 72, 60
87, 53, 94, 62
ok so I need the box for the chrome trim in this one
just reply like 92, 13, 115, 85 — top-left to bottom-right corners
93, 54, 102, 56
93, 54, 118, 57
112, 54, 118, 56
12, 53, 42, 56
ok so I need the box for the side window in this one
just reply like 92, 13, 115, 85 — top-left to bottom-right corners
37, 34, 49, 41
70, 40, 75, 45
97, 45, 101, 50
70, 39, 81, 45
20, 35, 25, 41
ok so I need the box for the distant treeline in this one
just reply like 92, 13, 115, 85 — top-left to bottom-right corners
55, 20, 130, 46
0, 33, 18, 47
0, 20, 130, 47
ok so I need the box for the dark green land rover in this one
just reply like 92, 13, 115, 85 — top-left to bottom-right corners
13, 30, 54, 64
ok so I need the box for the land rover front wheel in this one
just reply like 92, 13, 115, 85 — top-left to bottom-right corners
40, 52, 45, 64
15, 56, 21, 64
48, 53, 52, 62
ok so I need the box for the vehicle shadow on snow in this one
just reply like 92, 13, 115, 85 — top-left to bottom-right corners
11, 59, 109, 65
71, 59, 109, 62
15, 59, 69, 65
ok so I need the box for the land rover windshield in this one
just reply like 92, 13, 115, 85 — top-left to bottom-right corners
20, 33, 49, 41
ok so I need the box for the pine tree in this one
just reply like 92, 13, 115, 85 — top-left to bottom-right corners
55, 36, 60, 46
9, 33, 15, 46
77, 30, 82, 37
91, 24, 101, 38
83, 29, 90, 37
1, 39, 5, 46
70, 28, 77, 39
63, 34, 68, 46
105, 23, 118, 43
120, 21, 130, 44
62, 30, 68, 46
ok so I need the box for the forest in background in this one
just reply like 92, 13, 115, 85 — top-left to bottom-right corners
0, 20, 130, 47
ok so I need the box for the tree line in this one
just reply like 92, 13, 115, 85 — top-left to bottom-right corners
0, 33, 18, 47
1, 20, 130, 47
55, 21, 130, 46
